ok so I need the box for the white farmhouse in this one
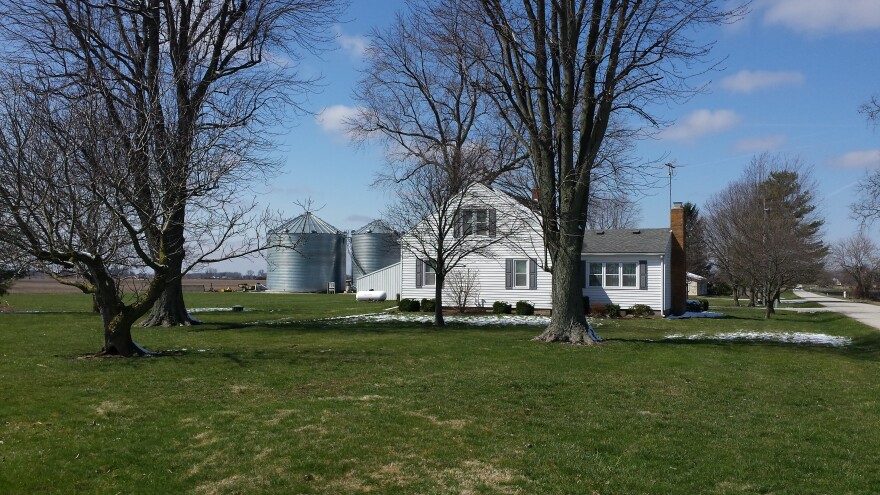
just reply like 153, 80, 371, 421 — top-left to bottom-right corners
357, 184, 688, 315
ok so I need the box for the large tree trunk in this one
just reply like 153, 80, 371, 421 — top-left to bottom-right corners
102, 311, 141, 356
434, 274, 445, 326
140, 248, 200, 327
140, 274, 200, 327
732, 285, 741, 306
764, 298, 776, 319
93, 271, 143, 356
535, 233, 598, 345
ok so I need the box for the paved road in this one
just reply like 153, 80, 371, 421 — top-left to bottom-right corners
793, 290, 880, 331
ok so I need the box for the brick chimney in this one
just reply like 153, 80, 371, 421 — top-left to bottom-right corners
670, 202, 687, 315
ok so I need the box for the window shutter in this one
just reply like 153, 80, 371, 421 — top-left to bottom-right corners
639, 260, 647, 290
416, 259, 424, 288
505, 259, 513, 289
488, 208, 497, 237
582, 261, 587, 288
529, 259, 537, 290
453, 211, 461, 238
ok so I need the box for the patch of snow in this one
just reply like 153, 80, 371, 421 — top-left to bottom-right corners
329, 313, 554, 326
188, 307, 249, 313
322, 312, 607, 328
1, 311, 77, 314
664, 331, 851, 347
666, 311, 727, 319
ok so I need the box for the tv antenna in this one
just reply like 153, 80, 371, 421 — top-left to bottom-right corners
665, 162, 676, 210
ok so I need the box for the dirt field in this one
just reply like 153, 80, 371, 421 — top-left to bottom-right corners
8, 276, 262, 295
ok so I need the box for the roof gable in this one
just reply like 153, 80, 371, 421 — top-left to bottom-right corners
582, 228, 670, 254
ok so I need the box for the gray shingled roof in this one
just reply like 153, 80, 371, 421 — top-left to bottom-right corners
582, 228, 670, 254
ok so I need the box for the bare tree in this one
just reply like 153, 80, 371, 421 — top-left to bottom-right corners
387, 171, 515, 325
705, 154, 826, 318
444, 267, 482, 312
474, 0, 745, 343
852, 168, 880, 225
851, 96, 880, 224
0, 0, 344, 327
350, 0, 528, 325
861, 95, 880, 124
349, 0, 523, 200
0, 81, 170, 355
350, 0, 525, 189
832, 231, 879, 300
586, 192, 642, 230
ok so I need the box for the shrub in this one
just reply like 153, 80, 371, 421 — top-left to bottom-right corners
698, 298, 710, 311
582, 296, 590, 315
492, 301, 512, 314
686, 299, 703, 312
590, 302, 608, 317
606, 304, 621, 318
709, 282, 732, 296
628, 304, 655, 317
421, 298, 436, 312
399, 298, 420, 312
515, 301, 535, 315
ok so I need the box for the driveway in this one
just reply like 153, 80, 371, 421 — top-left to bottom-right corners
792, 290, 880, 331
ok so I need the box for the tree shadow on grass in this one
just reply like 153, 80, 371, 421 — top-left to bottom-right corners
183, 317, 498, 335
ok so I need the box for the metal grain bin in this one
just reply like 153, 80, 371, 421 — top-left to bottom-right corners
351, 220, 401, 284
265, 212, 346, 292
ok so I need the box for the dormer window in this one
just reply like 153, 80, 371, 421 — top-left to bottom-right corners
454, 208, 496, 238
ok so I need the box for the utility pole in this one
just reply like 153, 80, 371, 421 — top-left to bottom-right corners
665, 162, 676, 209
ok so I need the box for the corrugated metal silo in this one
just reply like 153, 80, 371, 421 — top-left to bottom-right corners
265, 212, 346, 292
351, 220, 401, 283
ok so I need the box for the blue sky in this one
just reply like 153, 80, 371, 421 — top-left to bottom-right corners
226, 0, 880, 272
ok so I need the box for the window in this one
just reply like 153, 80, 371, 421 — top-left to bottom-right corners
622, 263, 637, 287
424, 263, 436, 287
605, 263, 620, 287
587, 261, 641, 289
514, 259, 528, 288
461, 208, 489, 236
589, 263, 603, 287
506, 258, 536, 290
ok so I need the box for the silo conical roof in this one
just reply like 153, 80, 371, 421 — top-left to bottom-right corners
353, 220, 397, 235
275, 211, 341, 234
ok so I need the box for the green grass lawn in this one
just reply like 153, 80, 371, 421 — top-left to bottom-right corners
1, 293, 879, 494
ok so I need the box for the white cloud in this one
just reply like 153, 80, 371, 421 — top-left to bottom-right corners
660, 109, 741, 142
761, 0, 880, 33
720, 70, 804, 93
335, 26, 369, 59
315, 104, 360, 134
734, 135, 787, 152
833, 150, 880, 169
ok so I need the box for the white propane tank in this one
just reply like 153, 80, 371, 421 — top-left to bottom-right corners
356, 290, 387, 302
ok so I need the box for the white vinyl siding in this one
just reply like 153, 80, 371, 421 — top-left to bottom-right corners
401, 185, 552, 309
399, 183, 671, 311
355, 262, 402, 300
583, 255, 665, 311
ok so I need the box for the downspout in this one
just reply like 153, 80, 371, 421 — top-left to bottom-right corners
660, 255, 666, 317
